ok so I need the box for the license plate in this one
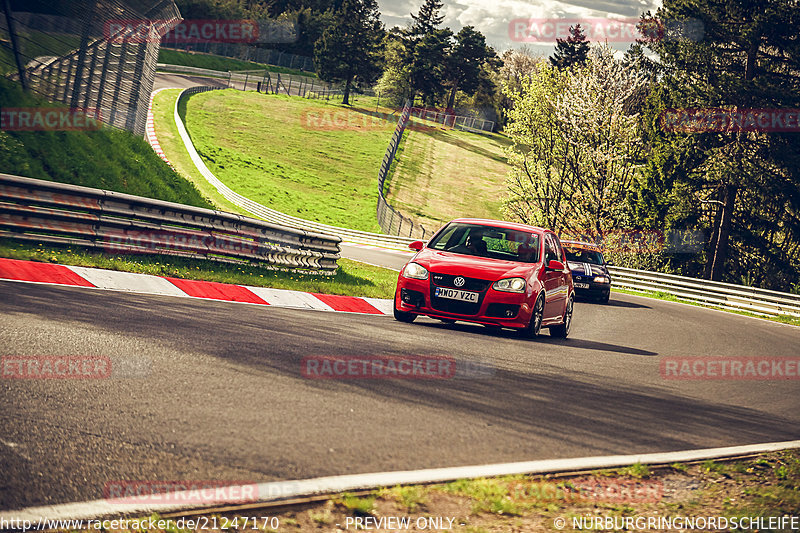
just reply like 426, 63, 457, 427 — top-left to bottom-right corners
574, 283, 590, 289
435, 287, 479, 303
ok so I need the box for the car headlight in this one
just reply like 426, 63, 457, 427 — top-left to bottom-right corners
403, 262, 429, 280
492, 277, 526, 293
593, 275, 610, 283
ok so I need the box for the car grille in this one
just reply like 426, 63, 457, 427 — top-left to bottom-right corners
429, 272, 491, 315
430, 273, 491, 292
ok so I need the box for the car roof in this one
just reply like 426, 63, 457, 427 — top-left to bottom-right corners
560, 239, 603, 252
450, 218, 549, 233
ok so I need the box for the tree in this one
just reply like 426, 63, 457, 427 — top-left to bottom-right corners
408, 0, 444, 35
632, 0, 800, 288
549, 24, 589, 69
504, 46, 648, 236
375, 30, 412, 106
443, 26, 496, 109
503, 62, 573, 230
401, 0, 451, 105
313, 0, 383, 105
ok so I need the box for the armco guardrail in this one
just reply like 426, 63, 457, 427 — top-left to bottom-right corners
0, 173, 341, 275
175, 86, 419, 249
609, 265, 800, 317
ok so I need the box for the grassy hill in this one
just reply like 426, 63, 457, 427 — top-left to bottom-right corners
0, 79, 212, 208
181, 89, 393, 231
172, 89, 510, 232
385, 126, 511, 232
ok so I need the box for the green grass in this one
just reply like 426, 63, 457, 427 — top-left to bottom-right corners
386, 485, 428, 512
336, 493, 377, 515
182, 90, 395, 232
384, 124, 512, 231
0, 239, 398, 299
0, 79, 212, 208
177, 89, 511, 235
158, 48, 315, 77
443, 477, 524, 515
152, 89, 247, 214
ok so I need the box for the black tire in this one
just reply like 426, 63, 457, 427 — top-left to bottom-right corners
598, 291, 610, 304
550, 294, 573, 338
393, 306, 416, 323
520, 293, 545, 338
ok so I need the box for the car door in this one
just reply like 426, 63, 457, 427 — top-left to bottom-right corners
542, 233, 566, 319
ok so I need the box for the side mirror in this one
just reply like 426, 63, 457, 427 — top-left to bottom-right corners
545, 260, 564, 271
409, 240, 424, 251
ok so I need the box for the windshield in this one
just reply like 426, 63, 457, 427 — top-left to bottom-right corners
564, 247, 606, 266
428, 223, 540, 263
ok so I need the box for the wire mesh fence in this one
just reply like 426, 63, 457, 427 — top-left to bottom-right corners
376, 100, 435, 240
161, 41, 315, 73
409, 106, 495, 133
0, 0, 180, 136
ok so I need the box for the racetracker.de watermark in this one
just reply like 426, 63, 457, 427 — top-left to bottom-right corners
1, 355, 151, 379
105, 19, 296, 43
508, 17, 703, 44
1, 356, 111, 379
103, 480, 259, 504
300, 109, 436, 132
0, 108, 102, 131
661, 357, 800, 380
102, 230, 261, 256
511, 478, 663, 504
660, 108, 800, 133
301, 355, 494, 380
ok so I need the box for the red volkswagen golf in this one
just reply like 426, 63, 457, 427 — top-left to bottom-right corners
393, 218, 575, 338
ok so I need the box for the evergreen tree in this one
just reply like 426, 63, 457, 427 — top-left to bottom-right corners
632, 1, 800, 288
549, 24, 589, 69
403, 0, 451, 105
313, 0, 383, 105
408, 0, 444, 36
443, 26, 496, 109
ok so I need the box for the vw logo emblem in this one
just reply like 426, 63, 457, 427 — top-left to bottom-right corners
454, 276, 466, 287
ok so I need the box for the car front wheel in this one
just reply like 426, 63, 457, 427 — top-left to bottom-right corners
393, 305, 417, 323
520, 293, 544, 338
550, 294, 573, 338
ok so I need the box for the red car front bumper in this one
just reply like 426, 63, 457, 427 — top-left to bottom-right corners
395, 276, 533, 329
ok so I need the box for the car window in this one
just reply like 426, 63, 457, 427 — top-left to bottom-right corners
552, 234, 565, 262
428, 223, 540, 263
544, 234, 558, 264
564, 248, 605, 265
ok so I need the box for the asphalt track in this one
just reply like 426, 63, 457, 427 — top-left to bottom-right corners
2, 72, 797, 513
1, 278, 799, 511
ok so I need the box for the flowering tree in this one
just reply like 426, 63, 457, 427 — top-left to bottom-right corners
503, 45, 648, 235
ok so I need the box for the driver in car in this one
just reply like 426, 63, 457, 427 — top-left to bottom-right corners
465, 234, 488, 256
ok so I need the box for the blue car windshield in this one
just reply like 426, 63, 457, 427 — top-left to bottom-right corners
564, 248, 605, 265
428, 223, 541, 263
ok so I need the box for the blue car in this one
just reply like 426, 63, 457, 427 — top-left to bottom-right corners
561, 240, 611, 303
